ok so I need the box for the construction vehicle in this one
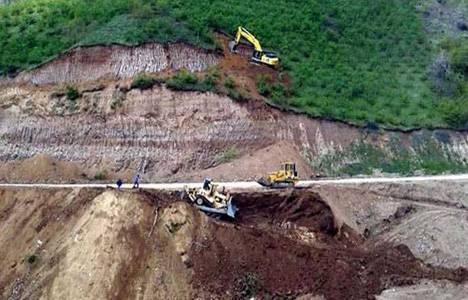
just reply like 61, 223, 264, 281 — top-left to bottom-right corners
184, 178, 237, 218
228, 26, 279, 67
257, 162, 299, 188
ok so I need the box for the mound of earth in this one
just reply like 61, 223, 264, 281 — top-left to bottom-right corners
2, 187, 466, 300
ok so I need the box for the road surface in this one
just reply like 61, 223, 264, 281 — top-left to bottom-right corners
0, 174, 467, 190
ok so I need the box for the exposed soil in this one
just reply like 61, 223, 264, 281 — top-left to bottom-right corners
1, 36, 468, 183
1, 187, 467, 299
187, 190, 468, 299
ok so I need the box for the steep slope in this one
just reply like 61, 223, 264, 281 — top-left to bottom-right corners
1, 0, 466, 128
1, 187, 467, 299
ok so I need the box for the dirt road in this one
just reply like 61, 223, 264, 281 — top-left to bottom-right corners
0, 173, 467, 190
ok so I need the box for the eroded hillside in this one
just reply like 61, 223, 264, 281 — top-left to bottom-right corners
1, 40, 468, 182
1, 185, 467, 299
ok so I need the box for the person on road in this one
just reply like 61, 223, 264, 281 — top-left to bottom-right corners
132, 174, 140, 189
116, 179, 123, 190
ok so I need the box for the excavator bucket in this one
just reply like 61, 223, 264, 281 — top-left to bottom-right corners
228, 40, 237, 53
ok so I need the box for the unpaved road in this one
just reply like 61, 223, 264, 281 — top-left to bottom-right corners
0, 173, 467, 190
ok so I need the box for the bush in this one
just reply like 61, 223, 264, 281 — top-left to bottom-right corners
27, 254, 38, 265
223, 76, 236, 89
66, 86, 80, 101
166, 69, 213, 92
94, 170, 108, 180
235, 273, 260, 299
203, 68, 221, 89
256, 75, 272, 97
131, 73, 157, 90
216, 147, 239, 164
438, 99, 468, 128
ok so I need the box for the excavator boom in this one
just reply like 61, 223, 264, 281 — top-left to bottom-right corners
233, 26, 263, 52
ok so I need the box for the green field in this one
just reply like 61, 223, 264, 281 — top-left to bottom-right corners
0, 0, 466, 129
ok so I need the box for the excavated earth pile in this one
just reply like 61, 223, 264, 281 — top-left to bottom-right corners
2, 187, 467, 300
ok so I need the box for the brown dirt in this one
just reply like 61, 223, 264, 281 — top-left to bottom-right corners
1, 187, 467, 300
171, 189, 468, 300
214, 34, 286, 101
187, 141, 315, 181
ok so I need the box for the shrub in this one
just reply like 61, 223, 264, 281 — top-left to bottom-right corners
235, 273, 260, 299
438, 99, 468, 129
27, 254, 37, 265
203, 68, 221, 89
223, 76, 236, 89
66, 86, 80, 101
94, 170, 108, 180
131, 73, 156, 90
166, 69, 213, 92
216, 147, 239, 164
256, 75, 271, 97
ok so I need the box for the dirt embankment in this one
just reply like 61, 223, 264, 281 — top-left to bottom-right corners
0, 39, 468, 183
7, 43, 219, 85
2, 187, 467, 300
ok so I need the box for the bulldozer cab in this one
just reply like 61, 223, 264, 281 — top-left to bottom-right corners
283, 162, 297, 176
203, 178, 211, 190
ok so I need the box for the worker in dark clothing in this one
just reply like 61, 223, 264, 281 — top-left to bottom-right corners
116, 179, 123, 190
132, 174, 140, 189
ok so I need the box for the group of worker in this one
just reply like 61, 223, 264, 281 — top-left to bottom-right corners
116, 173, 140, 190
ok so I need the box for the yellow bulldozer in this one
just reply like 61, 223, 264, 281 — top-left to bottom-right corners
228, 26, 279, 67
257, 162, 299, 188
184, 178, 237, 218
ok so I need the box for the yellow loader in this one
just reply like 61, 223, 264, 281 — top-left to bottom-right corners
257, 162, 299, 188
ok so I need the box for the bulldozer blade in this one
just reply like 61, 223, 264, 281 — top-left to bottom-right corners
271, 182, 293, 189
227, 199, 238, 218
257, 178, 271, 187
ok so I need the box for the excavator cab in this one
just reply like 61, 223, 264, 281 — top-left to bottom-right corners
229, 26, 279, 67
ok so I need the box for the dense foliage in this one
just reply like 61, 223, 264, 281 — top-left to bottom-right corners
0, 0, 466, 128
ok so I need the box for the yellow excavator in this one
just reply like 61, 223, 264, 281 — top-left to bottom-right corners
257, 162, 299, 188
228, 26, 279, 67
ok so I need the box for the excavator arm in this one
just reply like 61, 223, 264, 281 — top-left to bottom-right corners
233, 26, 263, 52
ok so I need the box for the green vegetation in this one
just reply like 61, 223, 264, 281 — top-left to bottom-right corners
1, 0, 466, 128
66, 86, 80, 101
235, 273, 260, 299
215, 147, 239, 164
26, 254, 38, 265
309, 135, 468, 176
256, 75, 289, 103
131, 73, 158, 90
93, 170, 108, 180
435, 38, 468, 128
166, 69, 214, 92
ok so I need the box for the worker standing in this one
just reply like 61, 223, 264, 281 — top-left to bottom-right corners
116, 179, 123, 190
132, 173, 140, 189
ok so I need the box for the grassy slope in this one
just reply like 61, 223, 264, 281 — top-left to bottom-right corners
0, 0, 466, 129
